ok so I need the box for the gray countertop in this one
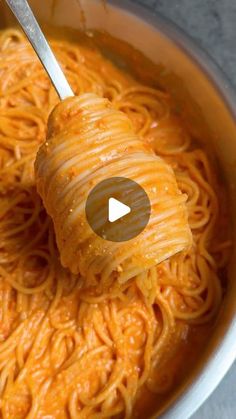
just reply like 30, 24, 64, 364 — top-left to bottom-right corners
129, 1, 236, 418
132, 0, 236, 88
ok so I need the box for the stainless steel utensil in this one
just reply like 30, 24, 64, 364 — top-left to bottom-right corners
4, 0, 74, 100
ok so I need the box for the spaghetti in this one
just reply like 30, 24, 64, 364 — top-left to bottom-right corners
0, 28, 231, 418
35, 93, 191, 283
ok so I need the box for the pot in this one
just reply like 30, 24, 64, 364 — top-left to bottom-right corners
1, 1, 236, 418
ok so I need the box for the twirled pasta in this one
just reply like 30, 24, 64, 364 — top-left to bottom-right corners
35, 94, 192, 284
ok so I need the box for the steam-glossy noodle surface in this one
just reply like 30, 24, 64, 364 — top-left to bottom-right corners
0, 28, 231, 418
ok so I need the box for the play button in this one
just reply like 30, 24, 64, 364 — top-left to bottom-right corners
108, 198, 131, 222
85, 177, 151, 242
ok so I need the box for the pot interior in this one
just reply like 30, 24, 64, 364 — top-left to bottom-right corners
0, 1, 236, 418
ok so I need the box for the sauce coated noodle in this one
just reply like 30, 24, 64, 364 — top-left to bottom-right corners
0, 28, 231, 418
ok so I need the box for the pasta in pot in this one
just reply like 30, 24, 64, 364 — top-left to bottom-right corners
35, 93, 192, 284
0, 28, 231, 419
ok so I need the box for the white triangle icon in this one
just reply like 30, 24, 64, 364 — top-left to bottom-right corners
108, 197, 131, 223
